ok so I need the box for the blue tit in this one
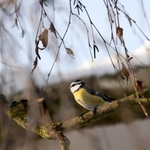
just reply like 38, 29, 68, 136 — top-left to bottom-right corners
69, 79, 115, 110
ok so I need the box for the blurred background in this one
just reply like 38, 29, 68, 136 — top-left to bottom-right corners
0, 0, 150, 149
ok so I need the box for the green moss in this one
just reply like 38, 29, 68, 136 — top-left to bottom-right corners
143, 89, 150, 98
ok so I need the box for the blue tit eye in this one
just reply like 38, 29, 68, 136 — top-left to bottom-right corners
71, 84, 76, 87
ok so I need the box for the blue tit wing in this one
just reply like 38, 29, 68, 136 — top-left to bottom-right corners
84, 84, 98, 95
85, 84, 115, 102
95, 92, 115, 102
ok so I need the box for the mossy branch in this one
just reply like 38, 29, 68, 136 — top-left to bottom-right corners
0, 89, 150, 150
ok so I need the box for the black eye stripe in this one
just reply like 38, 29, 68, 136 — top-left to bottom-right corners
70, 79, 85, 88
70, 82, 81, 87
71, 84, 76, 87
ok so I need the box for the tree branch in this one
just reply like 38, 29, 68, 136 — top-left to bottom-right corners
0, 89, 150, 149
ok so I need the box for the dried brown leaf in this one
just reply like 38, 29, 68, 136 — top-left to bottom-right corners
121, 63, 129, 82
135, 77, 143, 92
116, 27, 123, 42
31, 57, 38, 74
37, 97, 44, 103
39, 29, 48, 47
66, 48, 74, 56
50, 23, 56, 36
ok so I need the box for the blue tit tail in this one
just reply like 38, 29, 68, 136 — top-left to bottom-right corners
96, 92, 116, 102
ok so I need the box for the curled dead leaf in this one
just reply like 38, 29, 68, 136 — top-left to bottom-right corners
39, 29, 48, 47
37, 97, 44, 103
31, 56, 38, 74
66, 48, 74, 57
121, 63, 129, 82
116, 26, 123, 42
135, 77, 143, 92
50, 23, 56, 36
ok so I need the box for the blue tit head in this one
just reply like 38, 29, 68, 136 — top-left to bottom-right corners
69, 79, 85, 93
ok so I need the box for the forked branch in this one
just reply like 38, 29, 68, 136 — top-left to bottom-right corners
0, 90, 150, 149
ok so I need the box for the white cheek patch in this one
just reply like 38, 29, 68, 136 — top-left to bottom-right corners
70, 84, 81, 93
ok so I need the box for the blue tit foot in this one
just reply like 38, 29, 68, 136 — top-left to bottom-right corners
78, 110, 90, 118
92, 106, 98, 115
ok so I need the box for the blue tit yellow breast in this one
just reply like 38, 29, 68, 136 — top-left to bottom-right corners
73, 88, 106, 110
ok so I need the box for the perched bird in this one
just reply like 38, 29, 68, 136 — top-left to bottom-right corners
69, 79, 115, 111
